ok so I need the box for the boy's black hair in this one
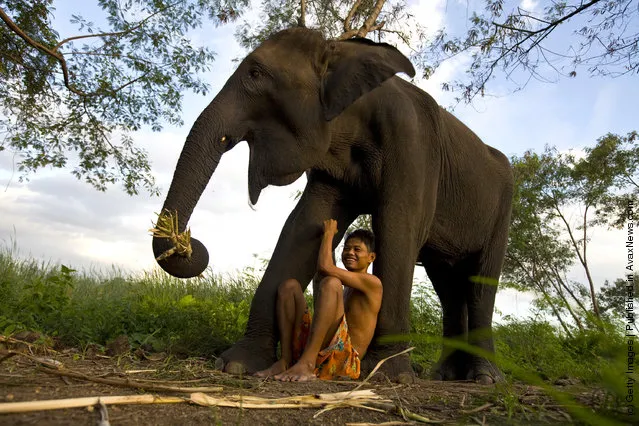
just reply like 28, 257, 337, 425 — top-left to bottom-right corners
344, 229, 376, 253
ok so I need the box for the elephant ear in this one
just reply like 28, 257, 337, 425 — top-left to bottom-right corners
321, 38, 416, 121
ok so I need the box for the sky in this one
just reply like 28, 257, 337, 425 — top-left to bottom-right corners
0, 0, 636, 319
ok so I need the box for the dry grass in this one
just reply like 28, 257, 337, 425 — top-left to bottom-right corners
149, 210, 193, 261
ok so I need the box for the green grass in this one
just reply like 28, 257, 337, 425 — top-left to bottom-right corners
0, 248, 256, 356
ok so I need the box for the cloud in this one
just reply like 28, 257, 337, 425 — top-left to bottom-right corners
520, 0, 540, 12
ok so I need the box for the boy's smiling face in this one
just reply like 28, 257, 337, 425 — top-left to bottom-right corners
341, 237, 376, 272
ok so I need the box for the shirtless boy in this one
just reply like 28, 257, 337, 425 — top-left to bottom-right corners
255, 219, 383, 381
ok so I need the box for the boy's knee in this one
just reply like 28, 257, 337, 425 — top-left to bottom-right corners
278, 278, 302, 297
320, 276, 343, 294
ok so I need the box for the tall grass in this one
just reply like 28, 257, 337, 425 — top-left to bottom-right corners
0, 248, 257, 356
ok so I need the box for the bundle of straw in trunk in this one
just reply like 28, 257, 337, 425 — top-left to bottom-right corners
149, 210, 193, 261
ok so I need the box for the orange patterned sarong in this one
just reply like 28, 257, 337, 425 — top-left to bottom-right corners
292, 308, 360, 380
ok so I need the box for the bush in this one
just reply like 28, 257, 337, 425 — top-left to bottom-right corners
495, 317, 627, 383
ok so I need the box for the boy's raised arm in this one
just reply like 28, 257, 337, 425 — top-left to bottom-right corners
317, 219, 382, 296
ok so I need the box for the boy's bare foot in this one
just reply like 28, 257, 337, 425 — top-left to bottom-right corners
254, 359, 288, 378
274, 361, 317, 382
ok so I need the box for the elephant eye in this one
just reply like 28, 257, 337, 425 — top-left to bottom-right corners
249, 68, 261, 79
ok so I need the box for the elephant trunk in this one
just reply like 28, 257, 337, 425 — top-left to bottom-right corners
152, 102, 229, 278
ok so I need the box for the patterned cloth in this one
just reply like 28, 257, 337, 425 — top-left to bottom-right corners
292, 308, 361, 380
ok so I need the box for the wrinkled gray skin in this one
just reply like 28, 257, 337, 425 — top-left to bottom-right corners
152, 27, 513, 384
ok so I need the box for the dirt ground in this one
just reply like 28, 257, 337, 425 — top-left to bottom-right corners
0, 340, 628, 425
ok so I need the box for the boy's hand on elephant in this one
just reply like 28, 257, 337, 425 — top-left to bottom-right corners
323, 219, 338, 236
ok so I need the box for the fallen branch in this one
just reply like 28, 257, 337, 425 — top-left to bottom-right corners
190, 389, 388, 409
461, 402, 493, 414
314, 347, 440, 423
37, 367, 223, 394
346, 423, 411, 426
0, 394, 185, 414
0, 390, 388, 414
0, 350, 63, 369
0, 335, 58, 354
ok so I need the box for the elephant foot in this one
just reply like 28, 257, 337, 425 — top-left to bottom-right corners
431, 350, 468, 381
361, 346, 415, 384
215, 336, 276, 375
432, 351, 502, 384
466, 355, 503, 384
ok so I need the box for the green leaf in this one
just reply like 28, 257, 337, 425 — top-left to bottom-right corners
0, 0, 248, 194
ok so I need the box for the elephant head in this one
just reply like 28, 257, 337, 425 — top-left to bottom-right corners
152, 27, 415, 278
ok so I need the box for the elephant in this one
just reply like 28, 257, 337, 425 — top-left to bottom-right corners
152, 27, 513, 384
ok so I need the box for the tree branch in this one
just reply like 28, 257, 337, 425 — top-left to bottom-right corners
625, 172, 639, 189
0, 6, 86, 95
542, 263, 585, 331
299, 0, 306, 27
510, 253, 574, 337
553, 202, 600, 318
54, 1, 178, 50
492, 0, 602, 36
550, 264, 590, 317
356, 0, 386, 38
0, 7, 117, 97
344, 0, 362, 33
1, 2, 180, 98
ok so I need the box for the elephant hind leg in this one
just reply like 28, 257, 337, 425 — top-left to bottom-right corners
464, 240, 508, 383
422, 252, 469, 381
423, 247, 505, 383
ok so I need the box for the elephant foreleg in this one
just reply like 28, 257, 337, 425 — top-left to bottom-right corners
217, 177, 357, 374
363, 212, 424, 383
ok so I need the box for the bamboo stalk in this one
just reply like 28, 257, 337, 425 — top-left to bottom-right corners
0, 390, 389, 414
190, 389, 388, 409
0, 394, 185, 414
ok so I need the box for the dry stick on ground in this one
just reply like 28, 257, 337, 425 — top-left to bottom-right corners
352, 346, 415, 393
115, 376, 210, 384
124, 369, 158, 374
0, 349, 221, 393
346, 423, 412, 426
363, 401, 443, 424
188, 389, 388, 409
314, 347, 442, 424
0, 351, 18, 365
461, 402, 493, 414
0, 335, 59, 354
0, 350, 63, 369
4, 347, 434, 422
0, 394, 185, 414
36, 367, 223, 394
0, 390, 389, 414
